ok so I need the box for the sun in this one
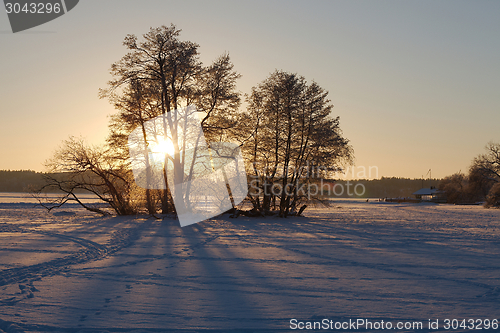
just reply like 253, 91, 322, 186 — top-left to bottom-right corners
150, 136, 176, 157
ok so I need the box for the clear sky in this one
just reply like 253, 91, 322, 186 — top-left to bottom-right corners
1, 0, 499, 179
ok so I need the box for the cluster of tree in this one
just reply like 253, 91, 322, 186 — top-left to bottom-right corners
0, 170, 46, 192
439, 142, 500, 207
239, 71, 353, 216
37, 25, 353, 217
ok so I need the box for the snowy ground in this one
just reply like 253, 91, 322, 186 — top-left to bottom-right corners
1, 197, 500, 332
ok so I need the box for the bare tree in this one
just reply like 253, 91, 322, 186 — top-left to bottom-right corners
440, 142, 500, 207
239, 70, 353, 216
438, 172, 471, 204
106, 79, 163, 214
470, 142, 500, 207
100, 25, 201, 214
100, 25, 241, 215
471, 142, 500, 183
36, 137, 137, 215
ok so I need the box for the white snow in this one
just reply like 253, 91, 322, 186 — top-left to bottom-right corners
1, 196, 500, 332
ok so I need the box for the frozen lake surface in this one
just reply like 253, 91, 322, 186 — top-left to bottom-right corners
1, 196, 500, 332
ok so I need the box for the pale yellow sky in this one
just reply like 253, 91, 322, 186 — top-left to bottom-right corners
1, 0, 499, 179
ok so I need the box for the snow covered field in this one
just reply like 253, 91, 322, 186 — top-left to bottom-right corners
1, 196, 500, 332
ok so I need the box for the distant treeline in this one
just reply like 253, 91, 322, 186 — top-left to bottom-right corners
1, 170, 438, 199
0, 170, 47, 192
324, 177, 441, 199
0, 170, 94, 193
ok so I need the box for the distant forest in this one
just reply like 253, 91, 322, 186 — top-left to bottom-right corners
331, 177, 440, 199
0, 170, 46, 192
0, 170, 439, 199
